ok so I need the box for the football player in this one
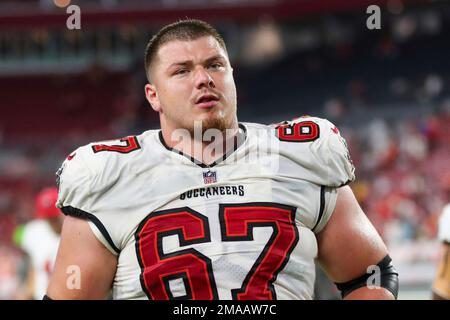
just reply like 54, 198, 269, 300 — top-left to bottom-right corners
46, 19, 398, 300
432, 203, 450, 299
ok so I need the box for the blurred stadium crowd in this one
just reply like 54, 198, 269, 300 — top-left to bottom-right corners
1, 0, 449, 299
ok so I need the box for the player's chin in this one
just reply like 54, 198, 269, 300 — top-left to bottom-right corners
195, 107, 223, 121
192, 115, 229, 133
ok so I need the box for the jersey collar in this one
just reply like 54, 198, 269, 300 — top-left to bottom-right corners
158, 123, 247, 168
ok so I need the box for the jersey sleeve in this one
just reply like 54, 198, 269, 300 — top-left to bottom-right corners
55, 146, 120, 255
312, 187, 338, 234
56, 148, 95, 213
438, 204, 450, 243
275, 116, 356, 188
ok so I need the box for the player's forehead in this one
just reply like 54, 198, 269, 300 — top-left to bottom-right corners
156, 36, 228, 68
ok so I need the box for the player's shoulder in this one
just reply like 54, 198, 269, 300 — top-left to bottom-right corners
245, 115, 355, 187
243, 115, 338, 140
56, 129, 160, 197
61, 130, 158, 173
271, 115, 337, 138
55, 130, 160, 214
81, 129, 157, 159
243, 115, 348, 154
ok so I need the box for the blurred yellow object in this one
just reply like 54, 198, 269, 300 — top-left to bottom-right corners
432, 243, 450, 299
351, 181, 369, 203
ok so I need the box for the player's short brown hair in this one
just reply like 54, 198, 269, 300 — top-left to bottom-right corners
144, 19, 228, 83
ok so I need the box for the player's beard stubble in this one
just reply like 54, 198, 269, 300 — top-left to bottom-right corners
164, 103, 237, 139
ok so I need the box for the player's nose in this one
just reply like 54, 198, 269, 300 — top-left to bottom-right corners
194, 67, 215, 89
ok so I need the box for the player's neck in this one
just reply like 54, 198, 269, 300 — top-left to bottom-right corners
161, 122, 241, 165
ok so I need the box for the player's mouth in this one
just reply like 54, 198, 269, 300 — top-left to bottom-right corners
195, 93, 220, 109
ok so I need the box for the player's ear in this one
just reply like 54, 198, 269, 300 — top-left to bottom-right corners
145, 83, 161, 112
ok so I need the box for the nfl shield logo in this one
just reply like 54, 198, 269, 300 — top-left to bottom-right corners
203, 170, 217, 184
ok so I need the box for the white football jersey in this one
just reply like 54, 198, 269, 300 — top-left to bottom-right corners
438, 204, 450, 243
56, 117, 355, 300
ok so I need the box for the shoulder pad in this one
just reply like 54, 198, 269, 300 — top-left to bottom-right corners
273, 116, 355, 187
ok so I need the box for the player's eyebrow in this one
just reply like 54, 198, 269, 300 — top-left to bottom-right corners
203, 54, 226, 65
167, 60, 193, 70
167, 54, 226, 71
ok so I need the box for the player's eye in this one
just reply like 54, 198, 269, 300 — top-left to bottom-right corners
208, 62, 223, 70
174, 68, 189, 76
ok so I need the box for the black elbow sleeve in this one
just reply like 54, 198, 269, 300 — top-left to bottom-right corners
335, 255, 399, 299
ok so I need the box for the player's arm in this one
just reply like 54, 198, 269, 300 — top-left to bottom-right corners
316, 186, 398, 300
432, 242, 450, 300
46, 216, 117, 299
